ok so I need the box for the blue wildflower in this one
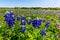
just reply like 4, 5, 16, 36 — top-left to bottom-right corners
45, 21, 50, 28
17, 16, 20, 21
32, 19, 37, 28
21, 16, 26, 25
4, 11, 15, 27
37, 19, 42, 28
32, 19, 42, 28
40, 30, 46, 36
27, 19, 33, 25
20, 27, 26, 33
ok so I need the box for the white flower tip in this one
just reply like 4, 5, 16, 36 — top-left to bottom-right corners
10, 11, 13, 13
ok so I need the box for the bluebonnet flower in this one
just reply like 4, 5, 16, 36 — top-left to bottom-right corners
40, 30, 46, 36
17, 16, 20, 21
32, 19, 42, 28
32, 19, 37, 28
37, 19, 42, 28
20, 27, 26, 33
4, 11, 15, 27
21, 16, 26, 25
45, 21, 50, 28
27, 19, 33, 25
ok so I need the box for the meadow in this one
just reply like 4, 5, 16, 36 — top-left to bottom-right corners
0, 8, 60, 40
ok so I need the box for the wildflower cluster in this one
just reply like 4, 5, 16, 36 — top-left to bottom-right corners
4, 11, 15, 27
32, 19, 42, 28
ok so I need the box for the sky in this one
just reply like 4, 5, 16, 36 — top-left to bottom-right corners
0, 0, 60, 7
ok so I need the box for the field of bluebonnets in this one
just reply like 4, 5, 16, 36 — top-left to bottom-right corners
0, 8, 60, 40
